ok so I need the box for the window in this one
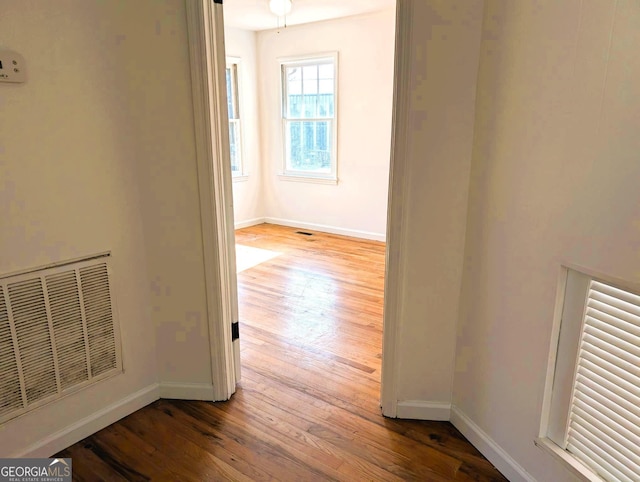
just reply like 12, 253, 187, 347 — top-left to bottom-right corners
280, 53, 337, 182
225, 59, 243, 177
539, 268, 640, 482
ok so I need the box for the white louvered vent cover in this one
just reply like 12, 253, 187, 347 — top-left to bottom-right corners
566, 280, 640, 482
0, 255, 122, 423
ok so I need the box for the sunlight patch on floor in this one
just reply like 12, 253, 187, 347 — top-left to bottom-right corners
235, 244, 282, 273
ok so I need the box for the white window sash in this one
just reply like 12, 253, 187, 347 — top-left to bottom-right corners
226, 59, 243, 177
279, 52, 338, 181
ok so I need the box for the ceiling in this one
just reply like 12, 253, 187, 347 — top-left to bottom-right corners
222, 0, 396, 32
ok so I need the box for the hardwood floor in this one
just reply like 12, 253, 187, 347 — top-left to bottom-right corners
57, 224, 507, 481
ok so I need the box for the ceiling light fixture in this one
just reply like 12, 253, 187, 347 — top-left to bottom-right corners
269, 0, 292, 17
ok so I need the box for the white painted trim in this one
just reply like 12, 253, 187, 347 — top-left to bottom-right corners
278, 52, 339, 182
0, 251, 111, 280
191, 0, 405, 411
380, 0, 413, 418
539, 266, 569, 438
185, 0, 239, 401
159, 382, 215, 401
276, 174, 338, 185
235, 217, 266, 230
277, 51, 340, 65
534, 437, 602, 482
450, 405, 537, 482
558, 260, 640, 295
210, 1, 242, 386
15, 383, 159, 458
396, 400, 451, 421
264, 218, 385, 242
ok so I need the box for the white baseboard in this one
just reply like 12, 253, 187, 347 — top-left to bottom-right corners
235, 217, 266, 229
159, 382, 215, 400
450, 405, 536, 482
17, 383, 160, 458
396, 400, 451, 421
264, 217, 386, 242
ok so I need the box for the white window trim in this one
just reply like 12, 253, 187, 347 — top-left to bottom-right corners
278, 51, 338, 183
276, 173, 337, 185
226, 56, 247, 179
538, 264, 640, 482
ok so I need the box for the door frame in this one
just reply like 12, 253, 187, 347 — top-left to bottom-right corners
380, 0, 412, 418
186, 0, 411, 415
185, 0, 240, 401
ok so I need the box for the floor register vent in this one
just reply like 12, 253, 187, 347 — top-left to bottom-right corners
0, 254, 122, 423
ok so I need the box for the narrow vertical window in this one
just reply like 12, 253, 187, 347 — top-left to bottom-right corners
225, 59, 243, 177
280, 53, 338, 182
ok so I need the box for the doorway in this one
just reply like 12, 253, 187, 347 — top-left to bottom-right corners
185, 0, 409, 416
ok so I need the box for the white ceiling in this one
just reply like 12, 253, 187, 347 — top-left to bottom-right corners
223, 0, 396, 32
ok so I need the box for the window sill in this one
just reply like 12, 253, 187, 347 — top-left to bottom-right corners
534, 438, 603, 482
232, 174, 249, 183
277, 174, 338, 185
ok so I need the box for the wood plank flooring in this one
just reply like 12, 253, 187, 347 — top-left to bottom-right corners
57, 224, 507, 481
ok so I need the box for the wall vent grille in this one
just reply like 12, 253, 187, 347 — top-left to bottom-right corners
0, 255, 122, 423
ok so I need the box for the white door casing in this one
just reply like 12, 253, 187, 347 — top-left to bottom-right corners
380, 0, 412, 418
185, 0, 240, 401
187, 0, 408, 412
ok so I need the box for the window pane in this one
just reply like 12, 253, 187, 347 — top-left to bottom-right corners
287, 121, 302, 168
285, 120, 332, 173
287, 94, 302, 118
302, 65, 318, 117
225, 68, 233, 119
286, 66, 302, 87
285, 66, 302, 118
318, 63, 334, 80
317, 93, 333, 117
229, 120, 241, 173
302, 65, 318, 86
318, 79, 333, 95
303, 95, 317, 118
226, 63, 242, 175
284, 61, 335, 119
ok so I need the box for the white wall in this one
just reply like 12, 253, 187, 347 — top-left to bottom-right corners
256, 10, 395, 239
224, 27, 265, 227
0, 0, 212, 455
8, 2, 637, 477
129, 3, 213, 393
392, 0, 484, 413
453, 1, 640, 480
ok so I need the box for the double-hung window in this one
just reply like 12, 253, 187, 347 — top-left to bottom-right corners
539, 267, 640, 482
280, 53, 338, 182
225, 58, 243, 177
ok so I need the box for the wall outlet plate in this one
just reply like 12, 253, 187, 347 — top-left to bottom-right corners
0, 50, 27, 83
